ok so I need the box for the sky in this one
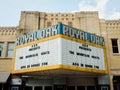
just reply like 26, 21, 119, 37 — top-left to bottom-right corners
0, 0, 120, 26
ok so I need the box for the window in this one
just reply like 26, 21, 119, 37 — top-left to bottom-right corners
7, 42, 15, 57
111, 39, 119, 53
68, 22, 73, 26
0, 42, 4, 57
51, 18, 53, 20
47, 22, 51, 27
62, 18, 64, 20
51, 14, 53, 16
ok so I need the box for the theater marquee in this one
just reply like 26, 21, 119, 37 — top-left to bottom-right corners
12, 23, 108, 74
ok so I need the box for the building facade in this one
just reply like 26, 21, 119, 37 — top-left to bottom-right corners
0, 27, 18, 90
0, 11, 120, 90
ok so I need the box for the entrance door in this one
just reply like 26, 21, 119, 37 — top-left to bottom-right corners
25, 86, 32, 90
67, 86, 75, 90
11, 86, 19, 90
87, 86, 96, 90
101, 86, 108, 90
113, 76, 120, 90
54, 85, 66, 90
34, 86, 42, 90
77, 86, 85, 90
44, 86, 52, 90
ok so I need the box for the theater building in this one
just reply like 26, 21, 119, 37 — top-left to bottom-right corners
0, 11, 120, 90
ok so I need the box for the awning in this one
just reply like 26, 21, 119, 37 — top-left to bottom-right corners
0, 72, 10, 83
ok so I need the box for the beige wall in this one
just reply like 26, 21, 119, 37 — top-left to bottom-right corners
19, 11, 101, 35
0, 59, 12, 71
75, 11, 101, 35
0, 27, 17, 72
105, 20, 120, 73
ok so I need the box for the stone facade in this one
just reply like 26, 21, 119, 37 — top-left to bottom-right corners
19, 11, 101, 35
0, 11, 120, 90
0, 27, 17, 72
105, 20, 120, 90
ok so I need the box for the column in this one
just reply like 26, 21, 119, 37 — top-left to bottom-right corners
109, 75, 114, 90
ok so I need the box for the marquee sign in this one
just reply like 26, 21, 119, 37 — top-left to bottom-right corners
16, 23, 104, 46
12, 23, 107, 74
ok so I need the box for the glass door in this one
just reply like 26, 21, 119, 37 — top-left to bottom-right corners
34, 86, 43, 90
11, 86, 19, 90
54, 85, 66, 90
25, 86, 32, 90
87, 86, 96, 90
44, 86, 52, 90
77, 86, 85, 90
67, 86, 75, 90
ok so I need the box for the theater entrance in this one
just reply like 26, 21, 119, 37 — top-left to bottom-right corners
22, 85, 98, 90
